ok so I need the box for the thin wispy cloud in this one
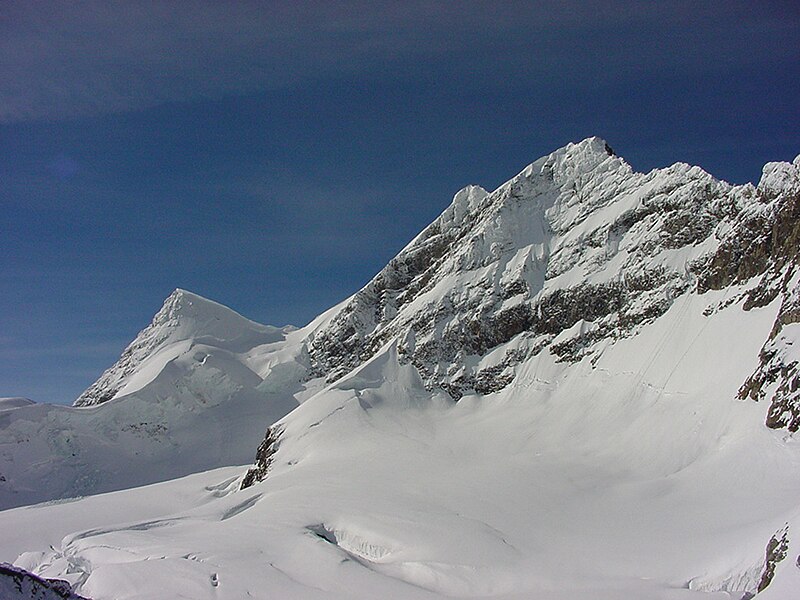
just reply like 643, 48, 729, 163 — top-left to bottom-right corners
2, 1, 796, 122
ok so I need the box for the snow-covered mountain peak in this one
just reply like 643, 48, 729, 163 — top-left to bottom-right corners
1, 288, 305, 507
232, 141, 800, 598
759, 156, 800, 195
74, 289, 284, 407
298, 138, 800, 414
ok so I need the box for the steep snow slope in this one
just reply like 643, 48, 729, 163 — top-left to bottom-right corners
0, 290, 313, 509
74, 289, 286, 406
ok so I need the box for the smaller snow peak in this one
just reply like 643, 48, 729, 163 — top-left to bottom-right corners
758, 159, 800, 195
155, 288, 222, 324
440, 185, 490, 229
149, 289, 275, 341
74, 288, 280, 407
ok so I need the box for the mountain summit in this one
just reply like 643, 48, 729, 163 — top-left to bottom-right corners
0, 289, 301, 508
74, 288, 284, 407
2, 139, 800, 599
298, 137, 799, 423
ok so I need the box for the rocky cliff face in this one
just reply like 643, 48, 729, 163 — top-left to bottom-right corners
244, 138, 800, 487
727, 158, 800, 432
0, 563, 89, 600
303, 137, 761, 397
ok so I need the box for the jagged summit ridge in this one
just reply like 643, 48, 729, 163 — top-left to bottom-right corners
303, 137, 740, 398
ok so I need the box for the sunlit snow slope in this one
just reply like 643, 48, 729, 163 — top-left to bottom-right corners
2, 138, 800, 599
0, 290, 312, 509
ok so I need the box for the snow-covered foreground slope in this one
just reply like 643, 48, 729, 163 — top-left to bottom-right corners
2, 138, 800, 598
2, 291, 800, 599
0, 290, 316, 509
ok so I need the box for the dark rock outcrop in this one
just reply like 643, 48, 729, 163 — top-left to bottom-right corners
757, 526, 790, 593
241, 425, 282, 489
730, 164, 800, 431
739, 274, 800, 432
0, 563, 90, 600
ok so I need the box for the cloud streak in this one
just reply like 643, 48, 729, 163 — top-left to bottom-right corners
2, 1, 797, 122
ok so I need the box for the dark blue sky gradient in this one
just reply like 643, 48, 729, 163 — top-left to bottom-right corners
2, 1, 799, 403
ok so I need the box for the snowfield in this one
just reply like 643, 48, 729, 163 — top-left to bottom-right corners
2, 138, 800, 599
0, 290, 325, 509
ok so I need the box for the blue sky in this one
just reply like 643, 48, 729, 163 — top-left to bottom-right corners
2, 1, 799, 404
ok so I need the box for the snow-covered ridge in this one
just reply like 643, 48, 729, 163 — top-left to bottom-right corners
0, 289, 314, 509
2, 138, 800, 599
74, 288, 286, 407
303, 137, 741, 396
